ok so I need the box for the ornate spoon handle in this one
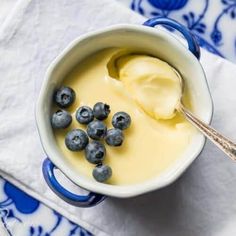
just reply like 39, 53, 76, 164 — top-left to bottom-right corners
180, 105, 236, 160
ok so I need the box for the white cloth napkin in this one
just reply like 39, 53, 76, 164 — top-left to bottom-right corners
0, 0, 236, 235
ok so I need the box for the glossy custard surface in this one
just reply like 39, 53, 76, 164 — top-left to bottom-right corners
53, 48, 195, 185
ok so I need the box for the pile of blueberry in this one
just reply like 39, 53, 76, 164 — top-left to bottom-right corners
51, 86, 131, 183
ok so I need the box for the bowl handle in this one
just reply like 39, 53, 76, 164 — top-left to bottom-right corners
42, 158, 106, 207
143, 17, 200, 59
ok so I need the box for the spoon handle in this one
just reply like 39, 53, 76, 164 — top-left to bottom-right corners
180, 106, 236, 160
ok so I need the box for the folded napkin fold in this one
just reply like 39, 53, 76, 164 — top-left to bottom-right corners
0, 0, 236, 235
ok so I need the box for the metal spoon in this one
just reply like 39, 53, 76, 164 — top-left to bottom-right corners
178, 79, 236, 161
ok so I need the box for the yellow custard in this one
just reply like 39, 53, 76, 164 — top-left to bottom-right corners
53, 48, 196, 185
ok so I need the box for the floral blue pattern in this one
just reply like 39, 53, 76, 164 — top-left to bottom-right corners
148, 0, 188, 10
0, 178, 92, 236
211, 0, 236, 46
123, 0, 236, 62
4, 182, 40, 214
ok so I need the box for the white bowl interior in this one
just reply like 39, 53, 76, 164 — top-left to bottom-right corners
36, 24, 213, 198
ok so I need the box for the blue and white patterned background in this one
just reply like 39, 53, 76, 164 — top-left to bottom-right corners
0, 0, 236, 235
0, 178, 92, 235
119, 0, 236, 62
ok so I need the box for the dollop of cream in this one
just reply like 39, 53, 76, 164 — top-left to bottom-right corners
114, 54, 182, 120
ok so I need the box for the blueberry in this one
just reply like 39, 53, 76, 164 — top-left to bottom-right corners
76, 106, 94, 124
65, 129, 88, 151
85, 141, 106, 164
92, 164, 112, 183
105, 128, 124, 146
87, 120, 107, 140
51, 110, 72, 129
53, 86, 75, 108
112, 112, 131, 130
93, 102, 110, 120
